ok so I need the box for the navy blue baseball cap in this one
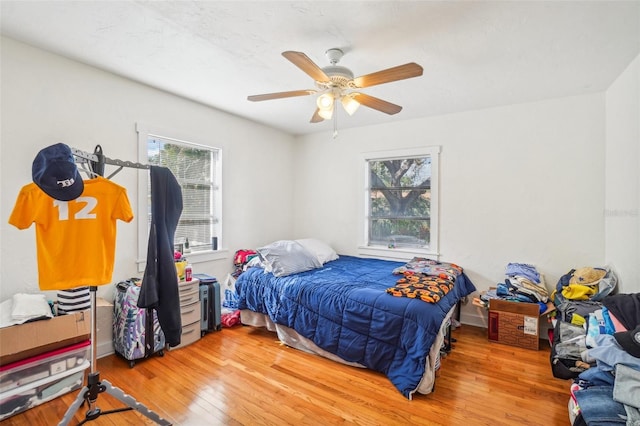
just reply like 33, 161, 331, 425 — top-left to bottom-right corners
615, 325, 640, 358
32, 143, 84, 201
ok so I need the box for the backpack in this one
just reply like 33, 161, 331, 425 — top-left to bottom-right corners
549, 319, 590, 380
548, 268, 617, 381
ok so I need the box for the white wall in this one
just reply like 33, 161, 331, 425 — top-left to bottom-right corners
605, 54, 640, 293
0, 37, 296, 302
2, 36, 636, 329
293, 94, 607, 326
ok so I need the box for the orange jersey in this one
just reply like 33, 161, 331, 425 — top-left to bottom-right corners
9, 177, 134, 290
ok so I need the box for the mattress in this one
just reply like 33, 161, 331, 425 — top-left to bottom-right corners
236, 255, 476, 399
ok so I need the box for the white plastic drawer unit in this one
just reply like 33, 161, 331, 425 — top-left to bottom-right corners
0, 340, 90, 420
181, 300, 201, 326
172, 321, 201, 350
170, 278, 202, 351
177, 278, 200, 306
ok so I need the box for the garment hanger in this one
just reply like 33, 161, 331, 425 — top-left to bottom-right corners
71, 145, 150, 180
60, 144, 168, 426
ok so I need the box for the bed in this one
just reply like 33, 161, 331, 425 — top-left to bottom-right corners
235, 240, 476, 399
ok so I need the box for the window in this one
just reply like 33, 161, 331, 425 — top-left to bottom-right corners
360, 147, 439, 258
136, 124, 222, 268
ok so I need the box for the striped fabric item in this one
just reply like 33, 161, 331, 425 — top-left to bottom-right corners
57, 287, 90, 314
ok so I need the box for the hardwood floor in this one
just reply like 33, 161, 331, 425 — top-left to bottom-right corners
3, 324, 572, 425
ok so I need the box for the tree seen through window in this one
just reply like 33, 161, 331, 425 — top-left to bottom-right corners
369, 157, 431, 248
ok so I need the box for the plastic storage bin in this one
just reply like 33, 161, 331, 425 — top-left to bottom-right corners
0, 340, 90, 420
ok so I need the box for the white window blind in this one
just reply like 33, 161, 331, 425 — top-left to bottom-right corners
136, 123, 222, 268
147, 137, 219, 253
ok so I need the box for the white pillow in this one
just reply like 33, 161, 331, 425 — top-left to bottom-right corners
11, 293, 53, 322
295, 238, 339, 264
257, 240, 322, 277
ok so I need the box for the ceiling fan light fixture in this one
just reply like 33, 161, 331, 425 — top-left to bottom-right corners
316, 93, 334, 110
318, 106, 333, 120
341, 94, 360, 116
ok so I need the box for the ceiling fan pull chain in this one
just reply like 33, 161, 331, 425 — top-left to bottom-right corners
333, 107, 338, 139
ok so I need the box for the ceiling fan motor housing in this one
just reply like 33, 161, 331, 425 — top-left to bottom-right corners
318, 48, 356, 90
322, 65, 353, 80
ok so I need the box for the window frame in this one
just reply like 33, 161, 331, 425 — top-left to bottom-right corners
358, 146, 440, 261
136, 123, 225, 271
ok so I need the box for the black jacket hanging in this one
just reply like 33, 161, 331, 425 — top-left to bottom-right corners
139, 166, 183, 347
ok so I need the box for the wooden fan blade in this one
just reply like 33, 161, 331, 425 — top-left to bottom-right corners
282, 51, 331, 82
310, 108, 324, 123
351, 93, 402, 115
247, 90, 315, 102
353, 63, 423, 88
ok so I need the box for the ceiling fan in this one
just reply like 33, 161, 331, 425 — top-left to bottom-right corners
247, 48, 424, 125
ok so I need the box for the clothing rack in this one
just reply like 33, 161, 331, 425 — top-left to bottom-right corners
71, 144, 149, 179
59, 145, 169, 426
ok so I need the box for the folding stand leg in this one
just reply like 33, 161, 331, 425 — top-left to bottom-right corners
58, 287, 171, 426
59, 374, 171, 425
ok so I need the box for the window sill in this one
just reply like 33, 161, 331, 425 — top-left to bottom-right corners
183, 249, 229, 264
136, 249, 229, 273
357, 245, 439, 261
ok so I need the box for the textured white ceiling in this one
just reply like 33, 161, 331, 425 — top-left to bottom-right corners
1, 1, 639, 136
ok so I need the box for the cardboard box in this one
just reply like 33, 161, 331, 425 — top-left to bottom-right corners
488, 299, 544, 350
0, 310, 90, 366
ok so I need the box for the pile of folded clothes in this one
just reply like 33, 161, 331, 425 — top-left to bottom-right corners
474, 263, 549, 314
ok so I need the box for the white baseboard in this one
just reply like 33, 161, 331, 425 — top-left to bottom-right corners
96, 340, 114, 359
460, 305, 488, 329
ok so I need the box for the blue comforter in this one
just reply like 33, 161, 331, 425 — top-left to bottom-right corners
236, 255, 476, 398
